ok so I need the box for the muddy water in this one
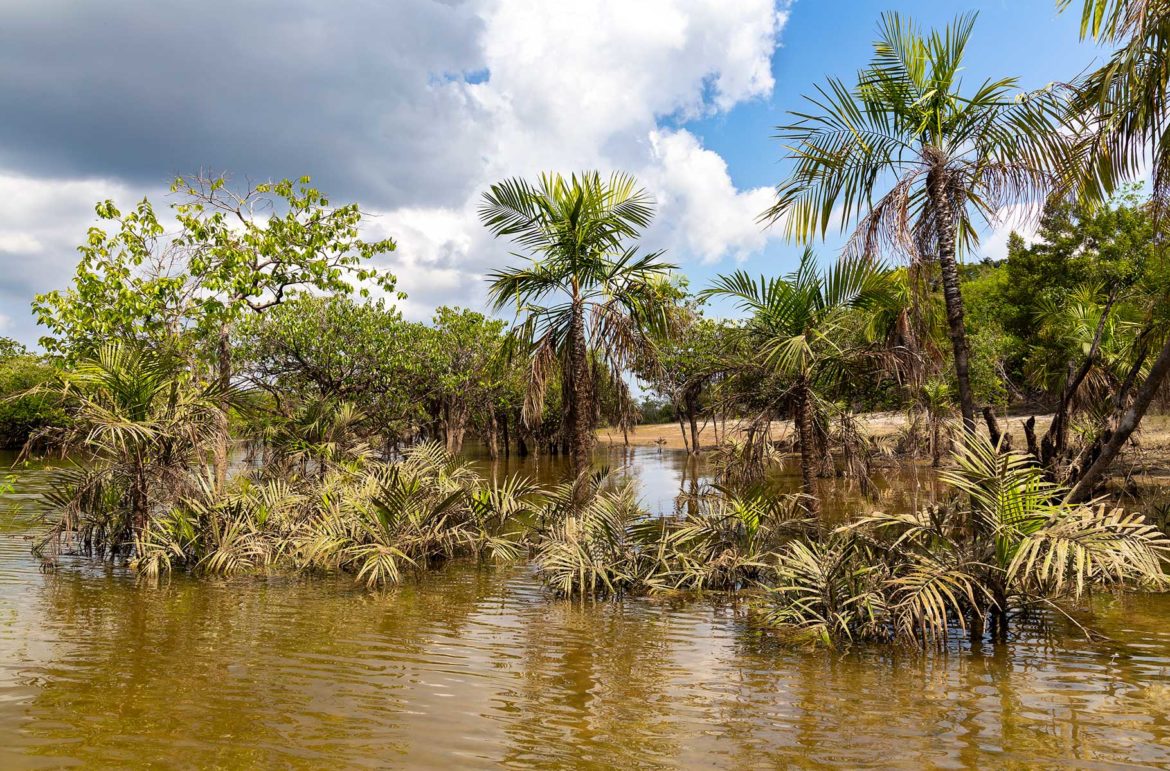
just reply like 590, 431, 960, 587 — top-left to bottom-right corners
2, 449, 1170, 768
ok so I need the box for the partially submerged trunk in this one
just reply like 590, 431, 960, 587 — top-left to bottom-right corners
565, 300, 594, 481
930, 413, 942, 468
795, 380, 820, 516
444, 399, 470, 456
130, 456, 150, 543
685, 390, 701, 455
486, 411, 500, 460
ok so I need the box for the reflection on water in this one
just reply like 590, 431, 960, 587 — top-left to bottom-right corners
466, 442, 952, 520
2, 449, 1170, 767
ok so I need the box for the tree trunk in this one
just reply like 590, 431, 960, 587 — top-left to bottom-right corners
927, 167, 976, 436
214, 323, 232, 492
685, 391, 701, 455
1067, 336, 1170, 502
444, 400, 469, 456
930, 415, 942, 468
131, 456, 149, 544
486, 411, 499, 460
795, 381, 820, 516
502, 413, 511, 459
565, 302, 593, 480
1042, 292, 1117, 465
676, 408, 690, 453
982, 406, 1011, 452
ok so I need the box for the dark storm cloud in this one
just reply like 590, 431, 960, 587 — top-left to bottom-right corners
0, 0, 489, 208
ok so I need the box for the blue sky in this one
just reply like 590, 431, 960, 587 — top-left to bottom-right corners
0, 1, 1109, 345
684, 0, 1100, 293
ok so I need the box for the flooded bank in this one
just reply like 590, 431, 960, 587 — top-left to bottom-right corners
2, 449, 1170, 767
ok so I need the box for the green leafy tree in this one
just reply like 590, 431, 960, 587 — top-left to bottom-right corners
234, 294, 430, 447
1000, 191, 1152, 339
479, 171, 674, 479
428, 307, 511, 456
32, 200, 191, 360
1054, 0, 1170, 500
0, 339, 65, 448
644, 314, 735, 454
766, 12, 1068, 435
35, 174, 398, 486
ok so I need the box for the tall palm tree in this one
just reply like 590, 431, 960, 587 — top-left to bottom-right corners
765, 12, 1068, 435
704, 250, 898, 514
1055, 0, 1170, 500
479, 171, 674, 479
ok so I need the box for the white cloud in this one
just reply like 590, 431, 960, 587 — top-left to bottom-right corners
979, 204, 1041, 262
373, 0, 789, 316
0, 172, 137, 288
0, 232, 41, 254
644, 129, 775, 264
0, 0, 791, 340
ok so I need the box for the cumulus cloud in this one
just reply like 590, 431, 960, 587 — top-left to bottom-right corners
0, 173, 147, 341
644, 129, 775, 264
0, 0, 790, 342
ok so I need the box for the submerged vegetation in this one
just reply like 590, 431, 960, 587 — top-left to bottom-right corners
9, 0, 1170, 651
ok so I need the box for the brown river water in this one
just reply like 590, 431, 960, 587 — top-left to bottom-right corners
2, 446, 1170, 768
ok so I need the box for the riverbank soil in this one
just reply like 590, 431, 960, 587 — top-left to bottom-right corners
599, 412, 1170, 484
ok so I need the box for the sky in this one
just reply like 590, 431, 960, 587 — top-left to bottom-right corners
0, 0, 1105, 347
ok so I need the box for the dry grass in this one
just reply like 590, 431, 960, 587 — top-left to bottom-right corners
600, 412, 1056, 451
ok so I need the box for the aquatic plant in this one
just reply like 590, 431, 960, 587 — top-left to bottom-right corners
533, 470, 659, 598
667, 486, 809, 590
133, 443, 545, 587
763, 434, 1170, 647
32, 343, 225, 562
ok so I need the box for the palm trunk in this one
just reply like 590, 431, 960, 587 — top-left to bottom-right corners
927, 168, 976, 436
565, 302, 593, 480
1067, 337, 1170, 502
930, 416, 941, 468
796, 380, 820, 516
131, 454, 149, 544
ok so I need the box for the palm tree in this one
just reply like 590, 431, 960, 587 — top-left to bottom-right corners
479, 171, 674, 479
1053, 0, 1170, 501
763, 433, 1170, 647
765, 12, 1067, 436
31, 343, 224, 559
704, 250, 898, 514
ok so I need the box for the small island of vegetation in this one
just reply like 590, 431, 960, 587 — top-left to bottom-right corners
8, 0, 1170, 653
